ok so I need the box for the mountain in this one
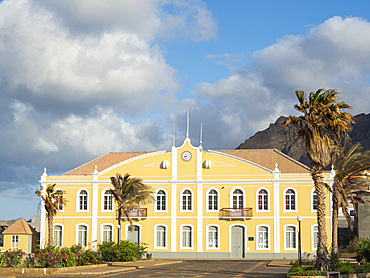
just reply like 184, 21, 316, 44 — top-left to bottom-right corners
237, 113, 370, 166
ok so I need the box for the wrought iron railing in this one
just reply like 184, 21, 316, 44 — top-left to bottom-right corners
126, 208, 147, 219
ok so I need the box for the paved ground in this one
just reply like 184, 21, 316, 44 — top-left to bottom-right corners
8, 259, 292, 278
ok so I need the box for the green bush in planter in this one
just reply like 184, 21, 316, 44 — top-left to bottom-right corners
336, 261, 354, 274
288, 261, 322, 276
355, 240, 370, 263
98, 240, 147, 262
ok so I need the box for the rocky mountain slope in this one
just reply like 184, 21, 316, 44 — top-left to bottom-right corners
237, 113, 370, 166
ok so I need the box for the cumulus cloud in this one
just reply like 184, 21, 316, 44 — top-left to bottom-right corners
191, 16, 370, 149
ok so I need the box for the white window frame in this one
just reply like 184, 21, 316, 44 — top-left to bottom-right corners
101, 188, 114, 212
229, 186, 246, 209
311, 188, 318, 213
75, 223, 89, 248
206, 224, 220, 250
54, 188, 64, 212
206, 188, 220, 213
180, 224, 193, 250
180, 188, 193, 212
283, 224, 298, 251
100, 223, 114, 243
256, 224, 270, 250
53, 224, 64, 247
283, 187, 297, 213
311, 224, 318, 251
76, 188, 89, 212
154, 188, 167, 213
256, 187, 270, 212
154, 224, 167, 249
11, 235, 19, 248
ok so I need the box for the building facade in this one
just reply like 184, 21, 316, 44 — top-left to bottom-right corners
39, 137, 334, 259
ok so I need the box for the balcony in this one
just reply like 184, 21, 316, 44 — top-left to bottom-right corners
219, 208, 253, 220
126, 208, 147, 220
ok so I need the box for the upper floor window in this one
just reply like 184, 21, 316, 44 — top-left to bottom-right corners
257, 225, 269, 250
103, 190, 113, 211
55, 190, 64, 211
78, 190, 88, 211
207, 189, 218, 211
156, 190, 166, 212
181, 225, 192, 249
181, 189, 192, 212
284, 188, 296, 211
54, 225, 63, 247
257, 189, 269, 211
232, 189, 244, 208
311, 189, 318, 212
284, 225, 297, 250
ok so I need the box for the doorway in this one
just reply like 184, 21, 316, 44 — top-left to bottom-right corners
231, 226, 245, 258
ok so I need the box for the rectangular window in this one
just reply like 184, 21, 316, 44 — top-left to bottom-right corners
78, 226, 87, 247
104, 192, 113, 211
258, 227, 268, 249
208, 226, 218, 248
11, 235, 19, 248
313, 226, 318, 250
54, 226, 63, 246
313, 193, 318, 211
156, 226, 166, 248
102, 225, 112, 242
285, 226, 296, 249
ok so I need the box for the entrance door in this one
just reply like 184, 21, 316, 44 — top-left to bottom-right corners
127, 225, 140, 243
231, 226, 245, 258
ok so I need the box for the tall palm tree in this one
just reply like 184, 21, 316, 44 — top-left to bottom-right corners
35, 184, 66, 247
283, 89, 353, 271
110, 173, 153, 249
332, 143, 370, 253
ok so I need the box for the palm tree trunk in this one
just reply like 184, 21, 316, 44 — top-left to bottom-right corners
48, 213, 53, 247
311, 162, 329, 271
117, 210, 121, 261
332, 185, 339, 253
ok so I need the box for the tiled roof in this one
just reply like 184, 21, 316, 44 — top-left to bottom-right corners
3, 218, 38, 235
216, 149, 310, 173
62, 149, 310, 176
63, 152, 147, 175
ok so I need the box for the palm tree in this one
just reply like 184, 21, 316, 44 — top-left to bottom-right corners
110, 173, 153, 250
283, 89, 353, 271
35, 184, 66, 247
332, 143, 370, 253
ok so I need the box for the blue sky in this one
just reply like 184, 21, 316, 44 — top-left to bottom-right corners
0, 0, 370, 220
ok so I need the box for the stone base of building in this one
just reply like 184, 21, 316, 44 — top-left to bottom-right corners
151, 251, 304, 259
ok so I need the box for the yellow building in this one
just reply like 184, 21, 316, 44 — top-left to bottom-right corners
39, 136, 333, 259
2, 218, 38, 253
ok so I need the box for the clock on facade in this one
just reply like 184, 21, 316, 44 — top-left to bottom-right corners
181, 151, 192, 161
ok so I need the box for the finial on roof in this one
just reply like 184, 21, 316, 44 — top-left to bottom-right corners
330, 164, 335, 178
274, 163, 279, 172
200, 122, 203, 146
42, 168, 47, 177
186, 109, 189, 139
93, 165, 98, 174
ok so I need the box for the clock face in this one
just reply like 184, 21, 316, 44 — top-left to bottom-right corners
181, 151, 192, 162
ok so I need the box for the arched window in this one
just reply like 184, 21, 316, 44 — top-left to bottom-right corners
181, 225, 192, 249
181, 189, 192, 211
156, 190, 166, 212
102, 225, 113, 242
284, 225, 297, 250
257, 189, 268, 211
232, 189, 244, 208
284, 188, 296, 211
53, 225, 63, 247
78, 190, 88, 211
155, 225, 166, 248
76, 224, 88, 247
207, 225, 219, 249
207, 189, 218, 211
257, 225, 269, 250
103, 190, 113, 211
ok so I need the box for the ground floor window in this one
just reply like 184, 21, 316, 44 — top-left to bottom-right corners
257, 226, 269, 249
54, 225, 63, 246
312, 225, 318, 250
11, 235, 19, 248
102, 225, 113, 242
77, 225, 88, 247
207, 226, 218, 248
155, 225, 166, 248
181, 226, 192, 248
285, 226, 296, 249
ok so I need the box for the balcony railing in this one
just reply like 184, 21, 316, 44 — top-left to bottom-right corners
219, 208, 253, 220
126, 208, 147, 220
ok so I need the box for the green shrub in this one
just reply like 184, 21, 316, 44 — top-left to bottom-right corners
336, 261, 354, 274
2, 249, 24, 267
97, 240, 147, 262
288, 261, 322, 276
356, 240, 370, 263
